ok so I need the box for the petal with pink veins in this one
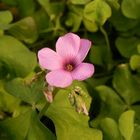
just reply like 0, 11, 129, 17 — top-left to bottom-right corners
46, 70, 72, 88
76, 39, 91, 64
56, 33, 80, 58
38, 48, 63, 70
72, 63, 94, 80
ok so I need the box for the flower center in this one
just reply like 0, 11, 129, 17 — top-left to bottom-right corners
65, 64, 74, 71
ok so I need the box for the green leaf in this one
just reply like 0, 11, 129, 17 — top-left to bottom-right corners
105, 0, 120, 9
37, 0, 51, 16
89, 45, 104, 66
37, 0, 64, 18
119, 110, 135, 140
70, 0, 90, 4
46, 81, 103, 140
84, 0, 111, 31
93, 86, 126, 122
131, 105, 140, 124
0, 10, 13, 28
0, 109, 32, 140
65, 5, 83, 32
0, 110, 55, 140
4, 77, 44, 104
137, 44, 140, 54
113, 64, 140, 105
83, 19, 98, 32
132, 124, 140, 140
110, 9, 139, 32
16, 0, 35, 17
100, 118, 122, 140
89, 44, 111, 67
0, 29, 4, 36
0, 35, 37, 77
130, 55, 140, 70
121, 0, 140, 19
86, 76, 110, 88
8, 17, 38, 44
26, 111, 56, 140
115, 37, 140, 58
0, 80, 20, 113
33, 9, 53, 33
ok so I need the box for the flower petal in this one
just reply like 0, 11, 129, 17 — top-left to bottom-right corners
76, 39, 91, 63
46, 70, 73, 88
56, 33, 80, 58
72, 63, 94, 80
38, 48, 62, 70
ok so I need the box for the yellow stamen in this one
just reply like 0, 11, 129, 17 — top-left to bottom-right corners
66, 64, 73, 71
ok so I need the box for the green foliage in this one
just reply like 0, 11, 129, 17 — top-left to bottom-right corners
0, 35, 37, 77
91, 85, 126, 126
0, 80, 20, 113
0, 110, 56, 140
65, 5, 83, 32
70, 0, 90, 5
119, 110, 135, 140
0, 10, 13, 28
1, 0, 140, 139
115, 37, 140, 58
8, 17, 38, 43
113, 64, 140, 104
121, 0, 140, 19
4, 77, 44, 104
46, 81, 103, 140
100, 118, 122, 140
16, 0, 36, 17
99, 110, 139, 140
130, 55, 140, 70
84, 0, 111, 32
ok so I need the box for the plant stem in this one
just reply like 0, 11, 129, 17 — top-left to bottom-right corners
100, 26, 112, 70
99, 26, 111, 53
38, 102, 50, 119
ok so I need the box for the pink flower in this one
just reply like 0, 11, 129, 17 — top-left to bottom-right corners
38, 33, 94, 88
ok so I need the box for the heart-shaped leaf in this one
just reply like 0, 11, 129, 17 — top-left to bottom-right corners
84, 0, 111, 32
46, 81, 103, 140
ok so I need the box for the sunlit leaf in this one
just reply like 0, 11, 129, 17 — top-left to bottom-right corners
130, 55, 140, 70
0, 10, 13, 29
46, 81, 103, 140
4, 77, 44, 104
119, 110, 135, 140
84, 0, 111, 31
70, 0, 90, 5
100, 118, 122, 140
105, 0, 120, 9
0, 35, 37, 77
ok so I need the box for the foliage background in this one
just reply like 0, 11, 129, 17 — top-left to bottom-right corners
0, 0, 140, 140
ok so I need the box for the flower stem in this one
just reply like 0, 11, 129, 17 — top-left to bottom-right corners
99, 26, 110, 53
38, 102, 50, 119
99, 26, 112, 70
